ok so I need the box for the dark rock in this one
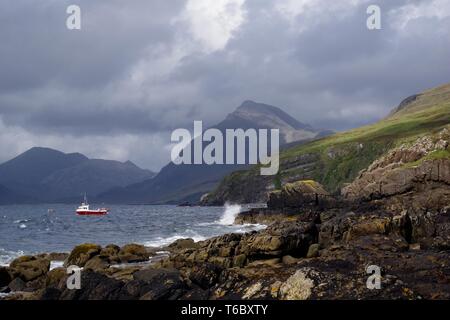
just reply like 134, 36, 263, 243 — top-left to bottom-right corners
118, 244, 149, 263
132, 268, 186, 300
187, 263, 222, 290
45, 267, 66, 288
238, 221, 316, 259
9, 255, 50, 282
84, 256, 110, 271
59, 271, 127, 300
0, 267, 12, 287
8, 277, 26, 292
65, 244, 101, 267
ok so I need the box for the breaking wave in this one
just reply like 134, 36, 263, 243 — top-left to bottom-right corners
217, 204, 241, 225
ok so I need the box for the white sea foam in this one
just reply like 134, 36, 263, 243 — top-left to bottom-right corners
13, 219, 29, 224
217, 203, 241, 225
0, 248, 25, 266
19, 223, 27, 229
50, 260, 64, 270
144, 231, 206, 248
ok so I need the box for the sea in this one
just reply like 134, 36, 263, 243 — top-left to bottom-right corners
0, 204, 266, 266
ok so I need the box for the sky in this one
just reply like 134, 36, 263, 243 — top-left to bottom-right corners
0, 0, 449, 171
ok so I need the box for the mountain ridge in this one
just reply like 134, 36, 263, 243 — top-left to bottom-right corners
0, 147, 155, 204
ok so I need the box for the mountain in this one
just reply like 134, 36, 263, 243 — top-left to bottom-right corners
0, 184, 33, 205
202, 82, 450, 205
0, 147, 155, 203
98, 101, 329, 204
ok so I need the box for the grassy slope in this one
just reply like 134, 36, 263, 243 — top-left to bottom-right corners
208, 83, 450, 202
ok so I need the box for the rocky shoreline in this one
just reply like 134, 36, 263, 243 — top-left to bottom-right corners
1, 129, 449, 300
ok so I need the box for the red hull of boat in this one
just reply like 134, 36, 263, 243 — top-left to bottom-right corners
76, 210, 108, 216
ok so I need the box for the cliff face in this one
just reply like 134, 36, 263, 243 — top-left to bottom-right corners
202, 83, 450, 205
342, 128, 450, 208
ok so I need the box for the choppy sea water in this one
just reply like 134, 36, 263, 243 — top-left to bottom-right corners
0, 204, 265, 266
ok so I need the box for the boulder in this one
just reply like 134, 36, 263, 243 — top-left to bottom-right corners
99, 244, 121, 263
238, 221, 316, 259
45, 267, 66, 288
267, 180, 332, 209
9, 255, 50, 282
118, 244, 149, 263
65, 244, 102, 267
84, 256, 110, 271
167, 238, 200, 252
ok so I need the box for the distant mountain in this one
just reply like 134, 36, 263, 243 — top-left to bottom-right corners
0, 147, 155, 203
98, 100, 330, 204
0, 184, 33, 205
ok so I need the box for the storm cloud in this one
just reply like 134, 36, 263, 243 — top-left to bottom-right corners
1, 0, 449, 171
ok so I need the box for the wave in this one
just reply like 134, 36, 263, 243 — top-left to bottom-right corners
143, 230, 206, 248
13, 219, 29, 224
217, 203, 241, 225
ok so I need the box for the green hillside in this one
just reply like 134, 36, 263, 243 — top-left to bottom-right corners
204, 83, 450, 204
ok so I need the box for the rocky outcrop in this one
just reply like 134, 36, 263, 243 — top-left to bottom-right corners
9, 255, 50, 282
267, 180, 334, 209
64, 244, 101, 267
342, 129, 450, 211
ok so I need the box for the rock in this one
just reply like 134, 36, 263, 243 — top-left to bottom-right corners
167, 238, 200, 252
279, 269, 315, 300
84, 256, 110, 271
282, 255, 299, 265
99, 244, 120, 263
187, 263, 222, 289
59, 271, 126, 300
41, 252, 69, 261
8, 277, 26, 292
118, 244, 149, 263
232, 254, 247, 268
344, 217, 391, 241
132, 268, 186, 300
239, 221, 316, 259
342, 130, 450, 208
267, 180, 332, 209
45, 267, 66, 288
9, 255, 50, 282
306, 244, 319, 258
65, 244, 101, 267
0, 267, 12, 287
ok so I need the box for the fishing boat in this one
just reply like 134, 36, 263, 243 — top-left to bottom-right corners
76, 194, 109, 215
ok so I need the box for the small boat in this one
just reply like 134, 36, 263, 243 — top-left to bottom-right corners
76, 194, 109, 216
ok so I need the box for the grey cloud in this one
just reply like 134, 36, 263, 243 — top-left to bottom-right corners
0, 0, 449, 169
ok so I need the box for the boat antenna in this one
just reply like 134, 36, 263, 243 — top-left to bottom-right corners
84, 192, 87, 204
